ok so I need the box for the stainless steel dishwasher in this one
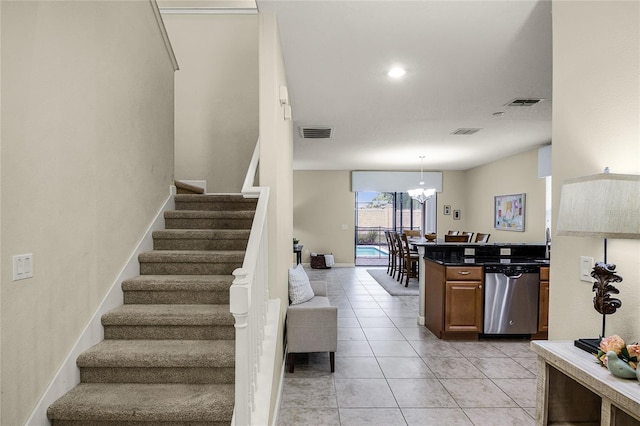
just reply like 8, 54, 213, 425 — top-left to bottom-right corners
484, 265, 539, 335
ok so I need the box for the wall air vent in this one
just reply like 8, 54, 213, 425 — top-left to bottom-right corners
452, 128, 482, 135
507, 98, 544, 106
299, 127, 334, 139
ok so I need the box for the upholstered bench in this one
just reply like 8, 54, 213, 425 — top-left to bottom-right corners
286, 279, 337, 373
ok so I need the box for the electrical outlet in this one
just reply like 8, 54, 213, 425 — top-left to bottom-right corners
13, 253, 34, 281
580, 256, 594, 282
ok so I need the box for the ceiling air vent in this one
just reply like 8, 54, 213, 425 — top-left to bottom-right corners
299, 127, 334, 139
452, 128, 482, 135
507, 98, 544, 106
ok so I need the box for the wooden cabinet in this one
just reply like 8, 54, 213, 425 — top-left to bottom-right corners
425, 260, 483, 339
445, 281, 483, 332
538, 266, 549, 333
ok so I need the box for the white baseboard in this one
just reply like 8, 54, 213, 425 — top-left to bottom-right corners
271, 346, 287, 426
25, 186, 176, 426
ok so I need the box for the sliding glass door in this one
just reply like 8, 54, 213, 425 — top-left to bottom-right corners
355, 191, 434, 266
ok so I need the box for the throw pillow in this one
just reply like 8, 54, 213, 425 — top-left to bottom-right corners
288, 264, 314, 305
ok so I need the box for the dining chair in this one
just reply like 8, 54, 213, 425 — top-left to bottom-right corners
392, 232, 405, 282
461, 232, 474, 242
444, 234, 469, 242
475, 233, 491, 243
384, 231, 396, 275
400, 233, 419, 287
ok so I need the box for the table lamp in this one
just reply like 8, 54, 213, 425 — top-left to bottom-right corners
556, 171, 640, 353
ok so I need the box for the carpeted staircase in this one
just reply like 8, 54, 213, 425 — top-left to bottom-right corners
47, 194, 256, 425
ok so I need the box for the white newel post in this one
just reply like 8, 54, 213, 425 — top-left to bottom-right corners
230, 268, 251, 425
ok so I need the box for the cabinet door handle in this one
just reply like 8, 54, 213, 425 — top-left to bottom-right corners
458, 271, 471, 275
478, 285, 483, 289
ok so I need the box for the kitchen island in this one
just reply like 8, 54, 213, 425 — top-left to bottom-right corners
412, 240, 549, 340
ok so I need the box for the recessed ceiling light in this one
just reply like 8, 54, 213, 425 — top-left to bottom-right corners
388, 67, 406, 78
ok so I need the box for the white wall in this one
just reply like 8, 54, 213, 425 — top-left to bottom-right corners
162, 13, 258, 193
0, 2, 175, 424
550, 1, 639, 341
258, 12, 293, 423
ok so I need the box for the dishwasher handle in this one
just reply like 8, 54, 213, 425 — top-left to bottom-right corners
504, 272, 523, 279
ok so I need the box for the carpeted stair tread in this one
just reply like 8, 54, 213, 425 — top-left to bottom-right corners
175, 194, 248, 202
152, 230, 250, 250
122, 275, 233, 292
139, 250, 245, 263
174, 180, 205, 194
46, 383, 234, 423
122, 275, 232, 305
174, 194, 257, 212
102, 305, 234, 326
165, 210, 255, 219
152, 229, 250, 240
77, 340, 234, 368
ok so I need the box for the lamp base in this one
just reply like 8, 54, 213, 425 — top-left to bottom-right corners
574, 338, 601, 354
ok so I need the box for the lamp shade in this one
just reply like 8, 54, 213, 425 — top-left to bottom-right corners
408, 187, 436, 203
556, 173, 640, 239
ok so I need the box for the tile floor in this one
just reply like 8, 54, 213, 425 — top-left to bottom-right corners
278, 267, 538, 426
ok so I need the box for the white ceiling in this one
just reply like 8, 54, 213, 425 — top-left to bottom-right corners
256, 0, 553, 171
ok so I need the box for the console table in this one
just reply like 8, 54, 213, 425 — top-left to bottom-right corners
531, 341, 640, 425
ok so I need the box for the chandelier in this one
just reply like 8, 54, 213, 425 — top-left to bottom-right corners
408, 156, 436, 203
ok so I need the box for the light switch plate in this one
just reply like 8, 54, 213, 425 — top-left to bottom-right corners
13, 253, 34, 281
580, 256, 594, 282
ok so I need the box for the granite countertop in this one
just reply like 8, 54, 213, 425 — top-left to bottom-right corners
425, 255, 550, 266
411, 239, 550, 266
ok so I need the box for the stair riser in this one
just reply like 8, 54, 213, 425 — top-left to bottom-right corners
124, 291, 230, 305
80, 367, 234, 384
140, 263, 241, 275
153, 239, 248, 251
165, 218, 253, 229
104, 326, 235, 340
175, 201, 257, 211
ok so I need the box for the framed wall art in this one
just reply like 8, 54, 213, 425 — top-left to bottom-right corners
494, 193, 525, 231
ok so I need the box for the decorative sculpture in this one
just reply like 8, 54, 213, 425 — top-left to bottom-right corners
591, 262, 622, 316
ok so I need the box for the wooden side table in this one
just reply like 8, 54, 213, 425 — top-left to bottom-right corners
531, 340, 640, 425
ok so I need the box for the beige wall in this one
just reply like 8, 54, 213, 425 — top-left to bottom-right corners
293, 171, 355, 265
162, 14, 258, 192
0, 2, 175, 424
550, 1, 640, 341
465, 148, 547, 243
293, 150, 546, 261
437, 170, 467, 236
258, 13, 293, 422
